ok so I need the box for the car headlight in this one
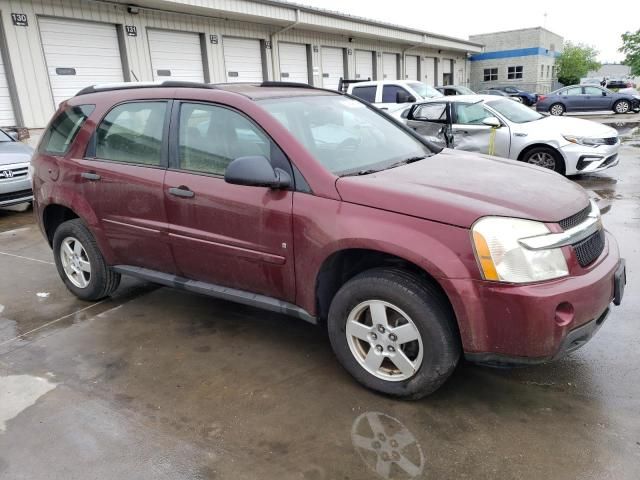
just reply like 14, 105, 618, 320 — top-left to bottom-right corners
472, 217, 569, 283
562, 135, 613, 147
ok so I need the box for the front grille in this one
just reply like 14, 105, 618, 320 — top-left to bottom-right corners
573, 230, 605, 267
603, 137, 618, 145
559, 204, 591, 231
0, 166, 28, 180
0, 189, 33, 203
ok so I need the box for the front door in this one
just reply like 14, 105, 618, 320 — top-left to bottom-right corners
79, 100, 175, 272
164, 102, 296, 302
450, 102, 511, 158
582, 86, 611, 110
406, 101, 451, 148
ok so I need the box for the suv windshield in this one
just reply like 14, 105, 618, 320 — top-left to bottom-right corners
486, 99, 542, 123
408, 82, 443, 98
260, 95, 432, 176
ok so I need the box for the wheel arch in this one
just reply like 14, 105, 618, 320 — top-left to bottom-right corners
42, 204, 79, 246
517, 142, 566, 163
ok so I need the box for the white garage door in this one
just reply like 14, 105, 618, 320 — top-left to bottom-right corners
0, 49, 15, 126
223, 37, 263, 83
148, 30, 204, 82
424, 57, 435, 84
321, 47, 344, 90
39, 18, 124, 106
405, 55, 419, 81
442, 58, 452, 85
383, 53, 398, 80
278, 43, 309, 84
355, 50, 373, 80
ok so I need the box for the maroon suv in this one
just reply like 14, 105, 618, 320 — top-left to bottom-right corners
32, 81, 626, 398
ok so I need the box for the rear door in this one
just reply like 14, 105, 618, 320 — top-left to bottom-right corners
163, 101, 296, 301
450, 102, 510, 157
558, 86, 583, 111
79, 100, 175, 272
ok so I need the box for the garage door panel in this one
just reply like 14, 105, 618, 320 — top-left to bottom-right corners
355, 50, 373, 80
278, 43, 309, 84
405, 55, 419, 81
223, 37, 264, 82
148, 30, 205, 82
39, 18, 124, 106
383, 53, 398, 80
0, 50, 15, 126
321, 46, 343, 90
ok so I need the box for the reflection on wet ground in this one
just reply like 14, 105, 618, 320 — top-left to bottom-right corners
0, 138, 639, 479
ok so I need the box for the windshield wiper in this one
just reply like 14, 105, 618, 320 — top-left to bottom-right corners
386, 155, 427, 169
342, 156, 427, 177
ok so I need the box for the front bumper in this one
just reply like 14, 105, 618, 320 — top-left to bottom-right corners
445, 231, 622, 364
560, 141, 620, 175
0, 164, 33, 207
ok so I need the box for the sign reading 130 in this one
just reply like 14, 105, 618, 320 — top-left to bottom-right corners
11, 13, 28, 26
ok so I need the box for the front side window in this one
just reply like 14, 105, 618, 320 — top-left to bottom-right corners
351, 86, 377, 103
261, 95, 432, 176
507, 66, 523, 80
584, 86, 604, 95
40, 104, 95, 155
412, 103, 447, 121
483, 68, 498, 82
178, 103, 272, 176
453, 102, 492, 125
382, 85, 409, 103
95, 102, 166, 165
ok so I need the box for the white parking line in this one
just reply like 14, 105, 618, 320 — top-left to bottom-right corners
0, 300, 107, 347
0, 251, 54, 265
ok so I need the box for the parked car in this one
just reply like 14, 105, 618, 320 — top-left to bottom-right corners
398, 95, 620, 175
606, 78, 634, 90
435, 85, 475, 96
536, 85, 640, 115
347, 80, 442, 111
0, 128, 34, 208
489, 86, 538, 105
33, 81, 625, 399
580, 77, 602, 86
477, 89, 509, 97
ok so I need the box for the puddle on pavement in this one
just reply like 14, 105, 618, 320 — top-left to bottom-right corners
604, 121, 640, 146
0, 374, 57, 432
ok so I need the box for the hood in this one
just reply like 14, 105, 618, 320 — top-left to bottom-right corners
513, 116, 618, 139
0, 142, 34, 166
336, 149, 590, 228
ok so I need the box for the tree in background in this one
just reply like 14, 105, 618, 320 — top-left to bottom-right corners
620, 29, 640, 77
556, 42, 601, 86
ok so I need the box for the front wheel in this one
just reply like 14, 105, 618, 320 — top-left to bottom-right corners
613, 100, 630, 114
522, 146, 565, 174
53, 219, 121, 301
327, 268, 460, 399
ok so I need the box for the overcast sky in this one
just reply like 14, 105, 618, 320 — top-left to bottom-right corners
293, 0, 639, 63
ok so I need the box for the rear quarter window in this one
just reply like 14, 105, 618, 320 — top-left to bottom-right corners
39, 105, 95, 154
351, 86, 377, 103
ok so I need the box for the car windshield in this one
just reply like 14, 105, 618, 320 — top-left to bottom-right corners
486, 99, 543, 123
0, 129, 12, 142
260, 95, 432, 176
408, 82, 443, 98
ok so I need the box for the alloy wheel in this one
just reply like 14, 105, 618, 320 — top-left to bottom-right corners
527, 151, 556, 170
550, 104, 564, 116
60, 237, 91, 288
345, 300, 423, 382
615, 101, 630, 113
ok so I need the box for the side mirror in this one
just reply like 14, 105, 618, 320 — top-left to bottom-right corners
602, 91, 607, 96
482, 117, 501, 128
396, 91, 416, 104
224, 156, 291, 189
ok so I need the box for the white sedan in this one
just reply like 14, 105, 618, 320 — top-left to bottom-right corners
395, 95, 620, 175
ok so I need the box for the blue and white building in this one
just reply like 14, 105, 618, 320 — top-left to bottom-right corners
469, 27, 563, 93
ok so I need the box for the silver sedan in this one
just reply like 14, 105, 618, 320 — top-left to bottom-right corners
0, 129, 34, 208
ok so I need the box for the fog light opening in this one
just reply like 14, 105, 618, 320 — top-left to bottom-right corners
555, 302, 575, 327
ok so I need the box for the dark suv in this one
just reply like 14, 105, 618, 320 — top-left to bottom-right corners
32, 81, 625, 399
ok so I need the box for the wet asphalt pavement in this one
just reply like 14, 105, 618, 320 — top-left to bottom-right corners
1, 119, 639, 480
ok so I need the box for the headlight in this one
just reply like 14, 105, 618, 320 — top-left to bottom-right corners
562, 135, 612, 147
472, 217, 569, 283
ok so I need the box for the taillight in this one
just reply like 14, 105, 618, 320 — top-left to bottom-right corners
538, 95, 546, 102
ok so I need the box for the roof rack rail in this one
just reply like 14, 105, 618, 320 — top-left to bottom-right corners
337, 77, 371, 93
75, 81, 218, 97
259, 81, 315, 89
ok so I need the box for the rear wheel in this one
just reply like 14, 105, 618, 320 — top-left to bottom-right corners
613, 100, 630, 114
53, 219, 120, 300
327, 268, 460, 399
522, 146, 565, 174
549, 103, 565, 116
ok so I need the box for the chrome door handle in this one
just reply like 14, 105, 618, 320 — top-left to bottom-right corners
168, 186, 195, 198
81, 172, 101, 181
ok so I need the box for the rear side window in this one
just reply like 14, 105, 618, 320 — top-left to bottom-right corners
95, 102, 167, 166
351, 86, 377, 103
40, 105, 95, 154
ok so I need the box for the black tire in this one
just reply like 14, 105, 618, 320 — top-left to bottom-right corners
549, 103, 565, 116
521, 146, 565, 174
613, 100, 631, 114
327, 268, 460, 399
52, 219, 120, 301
